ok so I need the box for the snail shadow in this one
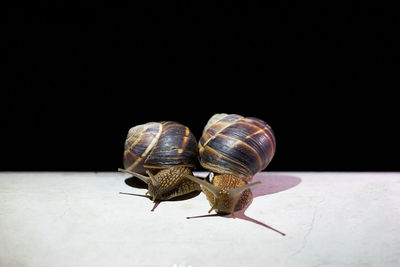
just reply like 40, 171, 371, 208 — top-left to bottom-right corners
188, 173, 302, 236
122, 177, 201, 211
251, 173, 302, 198
124, 177, 148, 189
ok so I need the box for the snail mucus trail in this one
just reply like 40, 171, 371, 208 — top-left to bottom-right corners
118, 121, 201, 202
183, 113, 276, 217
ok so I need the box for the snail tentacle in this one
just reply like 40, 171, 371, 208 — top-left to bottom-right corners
118, 168, 150, 184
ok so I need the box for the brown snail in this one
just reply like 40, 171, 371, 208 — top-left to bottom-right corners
184, 113, 276, 216
118, 121, 201, 201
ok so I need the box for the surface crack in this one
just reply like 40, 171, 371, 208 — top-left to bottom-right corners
286, 198, 324, 265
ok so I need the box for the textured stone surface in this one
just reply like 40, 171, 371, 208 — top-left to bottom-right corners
0, 172, 399, 267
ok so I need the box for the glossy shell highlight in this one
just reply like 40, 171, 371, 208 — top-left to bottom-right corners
123, 121, 198, 174
199, 113, 276, 181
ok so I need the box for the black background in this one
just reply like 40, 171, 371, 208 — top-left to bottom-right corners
1, 5, 399, 172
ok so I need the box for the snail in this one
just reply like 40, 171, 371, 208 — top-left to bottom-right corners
118, 121, 201, 201
184, 113, 276, 217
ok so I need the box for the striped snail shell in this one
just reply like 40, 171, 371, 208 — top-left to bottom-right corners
119, 121, 201, 201
123, 121, 198, 173
199, 113, 276, 181
185, 113, 276, 216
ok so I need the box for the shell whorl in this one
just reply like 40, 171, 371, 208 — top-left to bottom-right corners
199, 113, 276, 181
123, 121, 198, 174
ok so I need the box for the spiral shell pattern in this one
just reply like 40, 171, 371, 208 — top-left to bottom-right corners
199, 113, 275, 181
123, 121, 198, 174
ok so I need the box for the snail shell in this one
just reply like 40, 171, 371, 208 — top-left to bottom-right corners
185, 113, 275, 215
120, 121, 200, 201
123, 121, 198, 174
199, 113, 276, 181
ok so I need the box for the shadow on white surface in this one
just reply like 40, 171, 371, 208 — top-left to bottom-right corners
124, 176, 148, 189
121, 176, 202, 211
187, 173, 302, 236
251, 172, 302, 197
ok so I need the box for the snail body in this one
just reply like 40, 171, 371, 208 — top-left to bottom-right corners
119, 121, 201, 201
185, 113, 276, 216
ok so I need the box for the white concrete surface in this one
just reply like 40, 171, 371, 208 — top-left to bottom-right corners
0, 172, 399, 267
